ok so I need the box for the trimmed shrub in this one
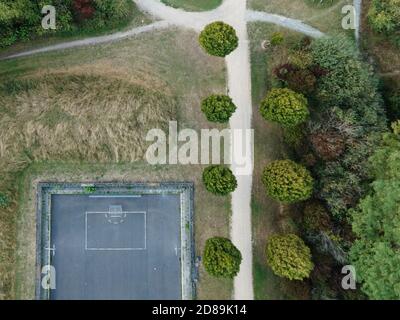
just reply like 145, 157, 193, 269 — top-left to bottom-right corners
262, 160, 313, 203
201, 94, 236, 123
199, 21, 238, 57
203, 165, 237, 195
203, 237, 242, 278
260, 88, 309, 127
0, 193, 10, 209
266, 234, 314, 280
270, 32, 284, 46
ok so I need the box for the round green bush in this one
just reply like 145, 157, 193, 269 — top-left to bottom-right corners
0, 193, 10, 209
266, 234, 314, 280
203, 165, 237, 195
201, 94, 237, 123
199, 21, 239, 57
203, 237, 242, 278
270, 32, 284, 46
260, 88, 309, 127
262, 160, 313, 203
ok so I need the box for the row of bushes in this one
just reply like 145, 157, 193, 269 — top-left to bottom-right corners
0, 0, 133, 48
197, 22, 242, 279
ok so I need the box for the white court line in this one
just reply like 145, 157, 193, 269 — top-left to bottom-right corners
85, 211, 147, 251
88, 195, 142, 198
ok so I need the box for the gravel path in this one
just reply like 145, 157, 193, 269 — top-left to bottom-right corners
1, 21, 170, 60
354, 0, 362, 43
135, 0, 255, 300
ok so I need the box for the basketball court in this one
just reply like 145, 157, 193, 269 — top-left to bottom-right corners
42, 190, 187, 299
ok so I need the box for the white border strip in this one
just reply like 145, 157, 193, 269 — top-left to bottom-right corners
89, 195, 142, 198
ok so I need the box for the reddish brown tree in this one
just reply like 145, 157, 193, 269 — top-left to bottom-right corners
73, 0, 95, 21
309, 130, 346, 161
273, 63, 317, 95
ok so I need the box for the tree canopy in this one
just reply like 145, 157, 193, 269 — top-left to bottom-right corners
203, 165, 237, 195
199, 21, 239, 57
350, 131, 400, 299
266, 234, 314, 281
260, 88, 309, 127
262, 160, 313, 203
201, 94, 237, 123
203, 237, 242, 278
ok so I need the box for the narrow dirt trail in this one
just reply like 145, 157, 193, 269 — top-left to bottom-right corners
354, 0, 362, 43
1, 21, 170, 60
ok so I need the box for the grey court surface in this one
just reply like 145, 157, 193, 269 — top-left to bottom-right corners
49, 194, 181, 300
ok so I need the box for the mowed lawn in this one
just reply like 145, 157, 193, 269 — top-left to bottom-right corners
161, 0, 222, 11
0, 28, 232, 299
249, 0, 353, 34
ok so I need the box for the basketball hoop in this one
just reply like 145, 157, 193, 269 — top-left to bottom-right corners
106, 205, 126, 224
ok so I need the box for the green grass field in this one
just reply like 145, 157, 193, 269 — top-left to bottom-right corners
250, 0, 352, 34
0, 28, 231, 300
161, 0, 222, 11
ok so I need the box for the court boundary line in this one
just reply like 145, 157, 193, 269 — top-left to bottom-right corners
85, 211, 147, 251
36, 182, 195, 300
